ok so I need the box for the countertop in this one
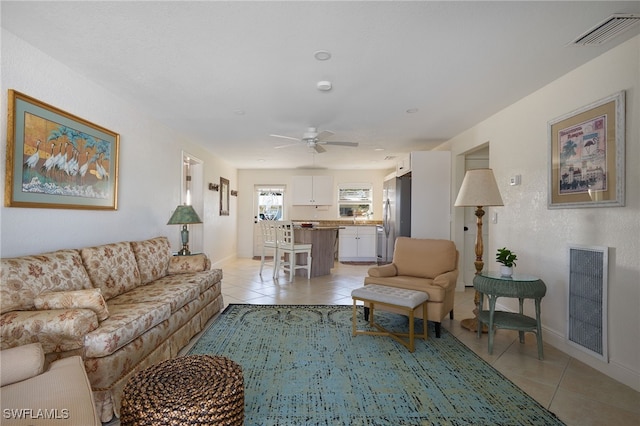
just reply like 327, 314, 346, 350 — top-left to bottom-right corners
293, 220, 382, 227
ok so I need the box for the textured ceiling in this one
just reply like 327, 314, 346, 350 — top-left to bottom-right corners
2, 1, 639, 170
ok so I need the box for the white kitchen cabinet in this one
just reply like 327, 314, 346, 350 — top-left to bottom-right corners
292, 176, 334, 205
410, 151, 451, 239
338, 226, 376, 261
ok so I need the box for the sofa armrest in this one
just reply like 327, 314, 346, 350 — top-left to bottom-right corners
168, 254, 211, 274
0, 343, 45, 386
0, 309, 98, 354
432, 270, 459, 290
367, 263, 398, 278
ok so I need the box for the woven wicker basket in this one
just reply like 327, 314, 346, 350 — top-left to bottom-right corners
121, 355, 244, 426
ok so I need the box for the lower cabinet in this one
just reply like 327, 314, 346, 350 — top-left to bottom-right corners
338, 226, 376, 262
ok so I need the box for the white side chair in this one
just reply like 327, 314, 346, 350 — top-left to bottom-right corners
275, 221, 312, 281
259, 220, 279, 277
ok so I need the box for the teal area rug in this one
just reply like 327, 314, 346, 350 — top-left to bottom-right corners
188, 305, 565, 426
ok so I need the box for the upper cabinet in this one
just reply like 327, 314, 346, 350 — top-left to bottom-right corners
292, 176, 334, 205
396, 154, 411, 176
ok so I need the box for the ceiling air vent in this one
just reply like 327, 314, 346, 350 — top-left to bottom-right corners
571, 13, 640, 46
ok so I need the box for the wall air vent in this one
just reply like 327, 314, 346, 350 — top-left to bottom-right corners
571, 13, 640, 45
567, 245, 608, 362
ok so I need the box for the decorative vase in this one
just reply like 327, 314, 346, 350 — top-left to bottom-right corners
500, 265, 513, 277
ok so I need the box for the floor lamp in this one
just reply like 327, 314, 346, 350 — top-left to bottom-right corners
454, 168, 504, 332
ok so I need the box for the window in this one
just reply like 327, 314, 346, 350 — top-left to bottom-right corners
338, 184, 373, 218
255, 185, 285, 221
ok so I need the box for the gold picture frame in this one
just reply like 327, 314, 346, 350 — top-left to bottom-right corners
5, 90, 119, 210
548, 91, 625, 209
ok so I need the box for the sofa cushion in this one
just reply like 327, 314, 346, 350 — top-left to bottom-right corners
168, 253, 211, 274
34, 288, 109, 321
0, 309, 99, 353
108, 278, 200, 314
0, 250, 93, 314
130, 237, 172, 285
392, 237, 457, 279
83, 302, 171, 358
80, 242, 141, 301
0, 343, 45, 386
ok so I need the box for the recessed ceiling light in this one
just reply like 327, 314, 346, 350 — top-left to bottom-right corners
374, 148, 385, 151
233, 109, 245, 115
406, 108, 419, 114
314, 50, 332, 61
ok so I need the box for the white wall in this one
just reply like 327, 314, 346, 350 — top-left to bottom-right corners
0, 30, 237, 265
446, 36, 639, 391
237, 168, 389, 258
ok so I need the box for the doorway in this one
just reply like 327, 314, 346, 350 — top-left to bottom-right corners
182, 152, 204, 254
461, 145, 490, 286
252, 185, 286, 257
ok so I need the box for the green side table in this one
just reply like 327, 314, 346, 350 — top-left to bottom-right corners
474, 272, 547, 360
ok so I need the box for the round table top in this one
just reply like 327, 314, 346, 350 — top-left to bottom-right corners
474, 272, 547, 298
479, 271, 541, 282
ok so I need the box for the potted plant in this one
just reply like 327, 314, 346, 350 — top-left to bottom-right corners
496, 247, 517, 277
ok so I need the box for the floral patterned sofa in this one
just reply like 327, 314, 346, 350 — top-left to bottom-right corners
0, 237, 224, 422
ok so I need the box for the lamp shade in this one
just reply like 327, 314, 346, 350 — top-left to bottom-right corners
454, 168, 504, 207
167, 205, 202, 225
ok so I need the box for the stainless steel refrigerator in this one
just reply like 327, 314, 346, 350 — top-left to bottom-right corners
377, 174, 411, 264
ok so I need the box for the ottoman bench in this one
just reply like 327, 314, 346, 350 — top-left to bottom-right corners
351, 284, 429, 352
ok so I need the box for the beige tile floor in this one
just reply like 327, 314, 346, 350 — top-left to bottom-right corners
207, 257, 640, 426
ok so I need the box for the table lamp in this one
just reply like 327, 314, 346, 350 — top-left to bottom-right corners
454, 168, 504, 332
167, 205, 202, 255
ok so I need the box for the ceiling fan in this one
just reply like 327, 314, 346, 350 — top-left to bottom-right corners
270, 127, 358, 153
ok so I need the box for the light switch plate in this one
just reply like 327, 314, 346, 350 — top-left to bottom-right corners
509, 175, 521, 186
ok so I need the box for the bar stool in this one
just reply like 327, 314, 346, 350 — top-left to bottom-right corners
259, 220, 278, 277
274, 221, 312, 281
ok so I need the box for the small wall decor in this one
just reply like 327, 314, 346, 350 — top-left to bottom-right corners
220, 177, 229, 216
209, 182, 219, 191
5, 90, 120, 210
548, 91, 625, 209
230, 190, 238, 197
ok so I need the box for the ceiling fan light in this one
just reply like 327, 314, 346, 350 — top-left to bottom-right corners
317, 81, 332, 91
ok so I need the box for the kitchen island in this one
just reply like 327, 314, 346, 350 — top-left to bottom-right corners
293, 227, 340, 277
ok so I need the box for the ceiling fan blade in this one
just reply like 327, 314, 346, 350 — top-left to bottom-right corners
322, 141, 359, 147
270, 134, 301, 142
274, 142, 300, 149
313, 144, 326, 153
315, 130, 335, 141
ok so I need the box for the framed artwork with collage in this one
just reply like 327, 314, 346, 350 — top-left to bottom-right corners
548, 91, 625, 209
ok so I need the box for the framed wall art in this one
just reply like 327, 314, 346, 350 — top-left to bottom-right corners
220, 177, 229, 216
548, 91, 625, 209
5, 90, 119, 210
